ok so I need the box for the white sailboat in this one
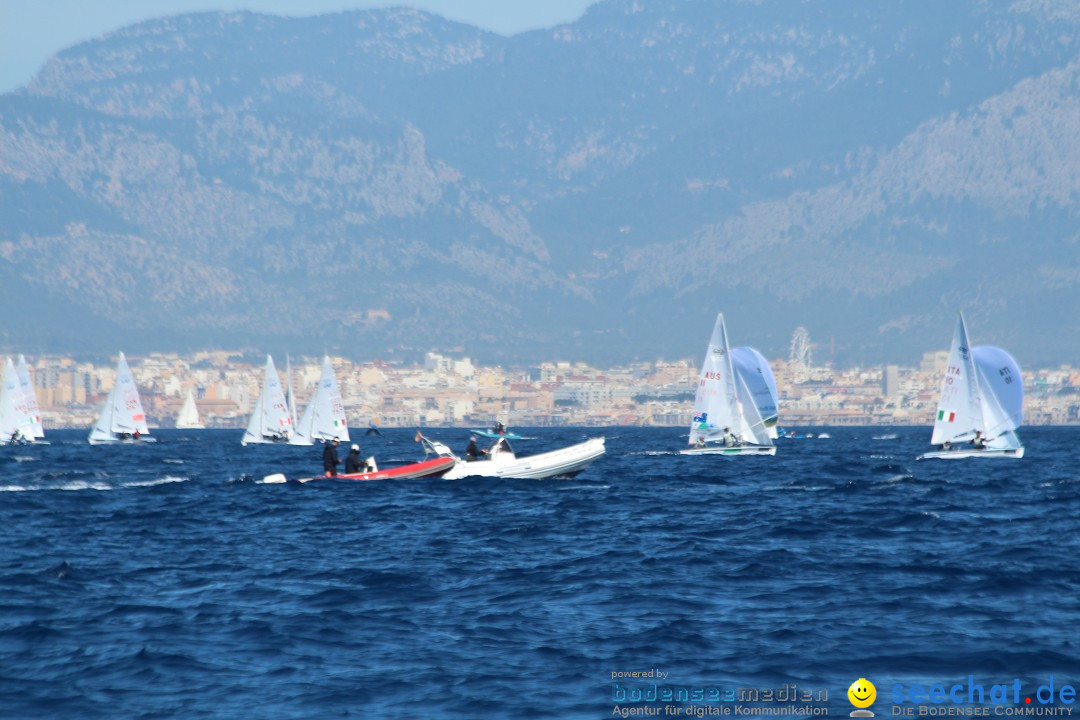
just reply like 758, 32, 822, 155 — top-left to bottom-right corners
175, 390, 204, 429
291, 355, 350, 445
918, 313, 1024, 460
680, 313, 777, 456
1, 358, 36, 444
16, 355, 45, 440
242, 355, 294, 445
88, 352, 154, 444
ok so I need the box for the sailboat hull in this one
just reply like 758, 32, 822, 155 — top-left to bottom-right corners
88, 436, 157, 446
918, 447, 1025, 460
680, 445, 777, 456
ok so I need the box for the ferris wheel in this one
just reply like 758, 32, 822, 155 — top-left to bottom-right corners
789, 326, 811, 369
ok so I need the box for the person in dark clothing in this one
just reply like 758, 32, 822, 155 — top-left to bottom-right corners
323, 438, 341, 477
465, 436, 486, 462
344, 444, 365, 474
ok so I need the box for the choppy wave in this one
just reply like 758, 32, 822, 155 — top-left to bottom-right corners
0, 427, 1077, 719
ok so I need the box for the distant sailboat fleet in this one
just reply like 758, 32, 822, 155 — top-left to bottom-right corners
5, 311, 1030, 471
242, 354, 350, 446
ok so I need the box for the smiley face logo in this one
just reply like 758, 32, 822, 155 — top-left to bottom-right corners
848, 678, 876, 709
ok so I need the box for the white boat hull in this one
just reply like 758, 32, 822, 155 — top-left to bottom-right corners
88, 436, 157, 446
918, 447, 1025, 460
679, 445, 776, 456
442, 437, 605, 480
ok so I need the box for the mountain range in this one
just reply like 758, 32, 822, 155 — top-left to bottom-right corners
2, 0, 1079, 367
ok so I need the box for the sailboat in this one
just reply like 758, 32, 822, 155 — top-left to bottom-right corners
1, 358, 35, 444
15, 355, 45, 440
241, 355, 293, 445
291, 355, 350, 445
680, 313, 778, 456
175, 390, 204, 429
918, 313, 1024, 460
88, 352, 154, 444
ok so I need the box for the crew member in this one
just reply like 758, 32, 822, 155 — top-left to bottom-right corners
344, 443, 364, 474
465, 436, 485, 462
323, 438, 341, 477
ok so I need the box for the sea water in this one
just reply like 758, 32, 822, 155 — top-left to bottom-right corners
1, 427, 1077, 718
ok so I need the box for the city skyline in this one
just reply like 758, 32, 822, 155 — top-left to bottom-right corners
8, 345, 1080, 431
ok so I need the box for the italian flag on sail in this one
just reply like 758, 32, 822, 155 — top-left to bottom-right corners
937, 410, 956, 422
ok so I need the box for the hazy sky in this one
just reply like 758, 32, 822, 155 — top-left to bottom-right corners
0, 0, 596, 93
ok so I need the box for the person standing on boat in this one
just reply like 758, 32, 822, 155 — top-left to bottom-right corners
323, 438, 341, 477
344, 443, 364, 474
465, 436, 486, 462
972, 431, 986, 449
722, 427, 739, 447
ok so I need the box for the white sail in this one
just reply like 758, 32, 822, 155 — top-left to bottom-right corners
175, 390, 204, 429
285, 356, 299, 431
241, 355, 293, 445
929, 313, 983, 445
290, 392, 316, 446
1, 358, 37, 444
293, 355, 350, 444
731, 346, 780, 438
973, 346, 1024, 450
734, 370, 774, 446
688, 314, 740, 446
88, 352, 151, 444
15, 355, 44, 439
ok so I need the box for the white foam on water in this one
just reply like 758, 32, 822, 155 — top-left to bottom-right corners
13, 456, 35, 462
163, 458, 185, 464
122, 476, 190, 488
0, 481, 113, 492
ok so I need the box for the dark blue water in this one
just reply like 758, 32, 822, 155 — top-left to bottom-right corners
2, 427, 1078, 719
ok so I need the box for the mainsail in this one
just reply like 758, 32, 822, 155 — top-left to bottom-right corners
1, 358, 35, 443
930, 313, 983, 445
16, 355, 44, 439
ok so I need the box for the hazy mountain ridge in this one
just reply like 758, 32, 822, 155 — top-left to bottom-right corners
2, 0, 1079, 364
